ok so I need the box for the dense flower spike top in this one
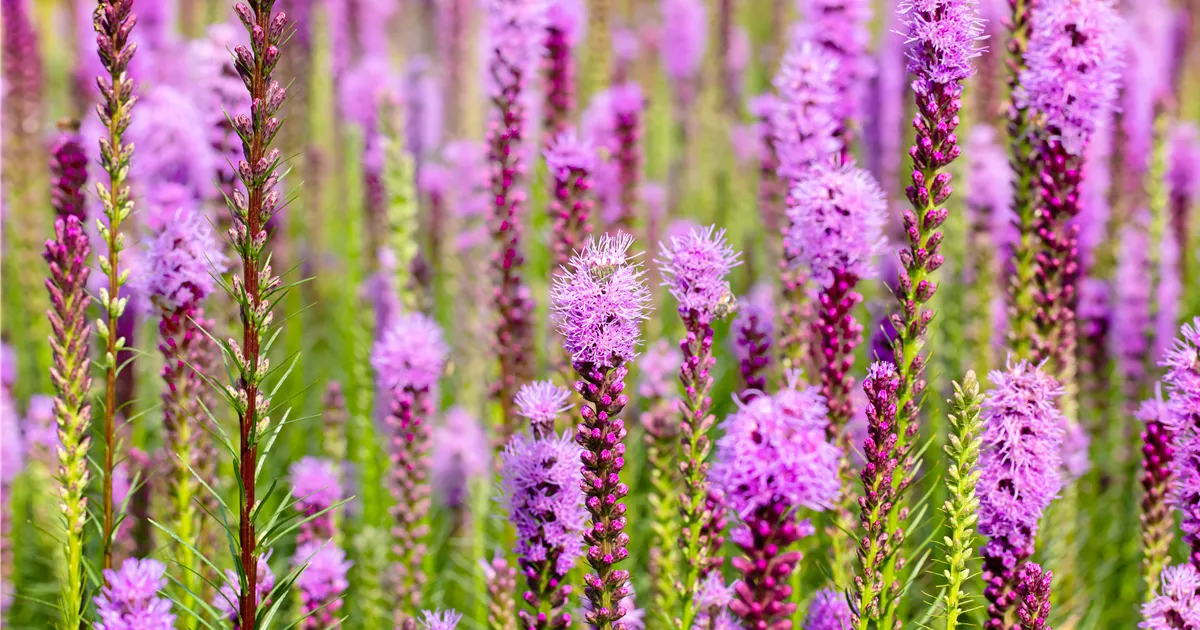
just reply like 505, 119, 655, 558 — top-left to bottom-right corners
803, 588, 853, 630
712, 374, 841, 518
656, 225, 742, 317
771, 39, 841, 182
900, 0, 985, 90
294, 543, 353, 626
784, 162, 887, 288
421, 610, 465, 629
50, 126, 88, 221
372, 312, 450, 392
1017, 0, 1123, 156
1140, 564, 1200, 629
1163, 318, 1200, 561
515, 380, 574, 436
551, 233, 652, 369
94, 559, 175, 630
289, 456, 343, 515
487, 0, 547, 77
138, 208, 228, 311
797, 0, 872, 135
501, 428, 587, 578
546, 131, 598, 176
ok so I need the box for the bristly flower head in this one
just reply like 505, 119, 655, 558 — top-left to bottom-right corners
660, 0, 707, 82
771, 39, 841, 181
546, 0, 586, 45
657, 224, 743, 318
711, 373, 841, 517
1140, 563, 1200, 629
293, 542, 352, 610
551, 232, 652, 368
545, 130, 597, 174
803, 588, 853, 630
900, 0, 985, 88
94, 558, 175, 630
487, 0, 547, 73
976, 360, 1066, 567
500, 430, 587, 577
515, 380, 573, 431
1017, 0, 1124, 156
371, 311, 450, 392
1162, 317, 1200, 405
784, 161, 887, 287
289, 456, 343, 513
420, 609, 465, 629
138, 207, 229, 311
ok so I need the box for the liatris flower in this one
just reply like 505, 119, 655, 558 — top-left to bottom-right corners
1114, 215, 1154, 398
543, 0, 584, 141
749, 95, 787, 241
372, 311, 449, 620
1162, 319, 1200, 567
485, 0, 543, 433
1139, 396, 1176, 594
1, 377, 21, 615
50, 124, 89, 222
656, 225, 741, 625
94, 558, 175, 630
431, 407, 490, 510
1016, 0, 1122, 379
693, 573, 736, 628
804, 588, 853, 630
607, 84, 644, 231
1015, 563, 1053, 630
712, 375, 841, 628
977, 361, 1066, 629
796, 0, 872, 149
501, 420, 586, 628
545, 131, 597, 269
43, 212, 92, 625
1140, 564, 1200, 629
483, 553, 519, 629
965, 126, 1014, 373
732, 282, 775, 398
214, 554, 276, 630
942, 372, 985, 630
1169, 123, 1200, 283
341, 56, 402, 259
515, 380, 574, 438
551, 233, 651, 630
289, 457, 342, 545
420, 610, 465, 629
660, 0, 706, 104
786, 162, 886, 430
293, 543, 353, 630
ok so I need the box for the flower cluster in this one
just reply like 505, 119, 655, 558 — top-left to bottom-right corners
94, 559, 175, 630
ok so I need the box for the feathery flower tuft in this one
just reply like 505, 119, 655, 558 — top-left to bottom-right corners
138, 207, 228, 311
552, 233, 652, 369
372, 312, 450, 393
901, 0, 984, 88
785, 162, 887, 288
796, 0, 873, 142
515, 380, 574, 437
545, 131, 596, 268
289, 457, 343, 545
803, 588, 853, 630
770, 39, 841, 182
1140, 564, 1200, 629
420, 610, 465, 630
657, 224, 742, 318
294, 543, 352, 629
977, 360, 1066, 628
1163, 318, 1200, 568
94, 558, 175, 630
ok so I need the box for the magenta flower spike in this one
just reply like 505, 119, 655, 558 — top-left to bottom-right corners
1016, 0, 1123, 376
712, 373, 841, 628
214, 555, 276, 630
1015, 563, 1053, 630
1139, 395, 1176, 591
543, 0, 584, 141
372, 311, 449, 619
785, 161, 887, 433
804, 588, 853, 630
977, 361, 1066, 628
545, 131, 597, 269
1141, 564, 1200, 629
289, 457, 343, 545
1162, 319, 1200, 568
502, 384, 586, 629
293, 543, 353, 630
732, 282, 775, 399
551, 233, 652, 630
796, 0, 872, 152
1169, 123, 1200, 283
94, 558, 175, 630
608, 84, 645, 232
656, 224, 741, 624
748, 94, 788, 239
486, 0, 544, 434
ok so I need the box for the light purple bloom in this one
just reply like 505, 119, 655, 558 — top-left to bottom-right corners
771, 39, 841, 182
1120, 0, 1173, 178
289, 457, 342, 514
372, 312, 450, 392
657, 225, 743, 317
514, 380, 573, 434
965, 125, 1016, 255
545, 130, 597, 175
128, 84, 218, 212
551, 233, 653, 368
977, 360, 1066, 569
339, 55, 403, 131
638, 339, 683, 401
901, 0, 985, 88
711, 375, 842, 518
486, 0, 547, 77
214, 555, 276, 625
803, 588, 853, 630
797, 0, 873, 131
137, 207, 229, 311
420, 610, 465, 630
1141, 564, 1200, 629
547, 0, 586, 46
431, 407, 490, 508
294, 542, 352, 627
1112, 213, 1153, 390
1162, 319, 1200, 558
500, 430, 587, 577
660, 0, 707, 83
784, 162, 887, 287
1017, 0, 1123, 156
94, 558, 175, 630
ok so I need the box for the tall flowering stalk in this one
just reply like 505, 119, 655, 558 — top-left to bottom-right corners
486, 0, 543, 433
1162, 319, 1200, 569
941, 372, 984, 630
551, 233, 652, 630
873, 5, 981, 627
1016, 0, 1123, 386
977, 361, 1065, 629
94, 0, 140, 574
222, 0, 289, 624
655, 225, 741, 628
1169, 123, 1200, 284
502, 382, 587, 629
545, 131, 596, 269
45, 128, 93, 630
608, 84, 644, 232
711, 373, 841, 628
748, 95, 787, 248
796, 0, 871, 151
94, 558, 176, 629
1141, 564, 1200, 628
543, 0, 583, 141
1015, 563, 1053, 630
660, 0, 706, 212
732, 283, 775, 398
1138, 396, 1175, 598
372, 312, 449, 622
293, 543, 353, 630
289, 457, 342, 545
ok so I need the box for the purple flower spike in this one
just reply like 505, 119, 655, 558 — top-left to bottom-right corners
50, 124, 89, 221
544, 0, 584, 140
732, 283, 775, 399
214, 555, 275, 630
289, 457, 343, 545
294, 543, 353, 630
94, 558, 175, 630
372, 312, 450, 393
608, 84, 645, 231
431, 407, 490, 510
1015, 563, 1053, 630
545, 131, 597, 268
901, 0, 984, 89
1162, 319, 1200, 569
1170, 123, 1200, 283
977, 360, 1066, 629
660, 0, 707, 103
770, 39, 841, 183
420, 610, 465, 630
1141, 564, 1200, 629
501, 429, 586, 629
552, 233, 650, 630
515, 380, 574, 438
657, 224, 742, 318
803, 588, 853, 630
1139, 396, 1176, 592
797, 0, 873, 148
